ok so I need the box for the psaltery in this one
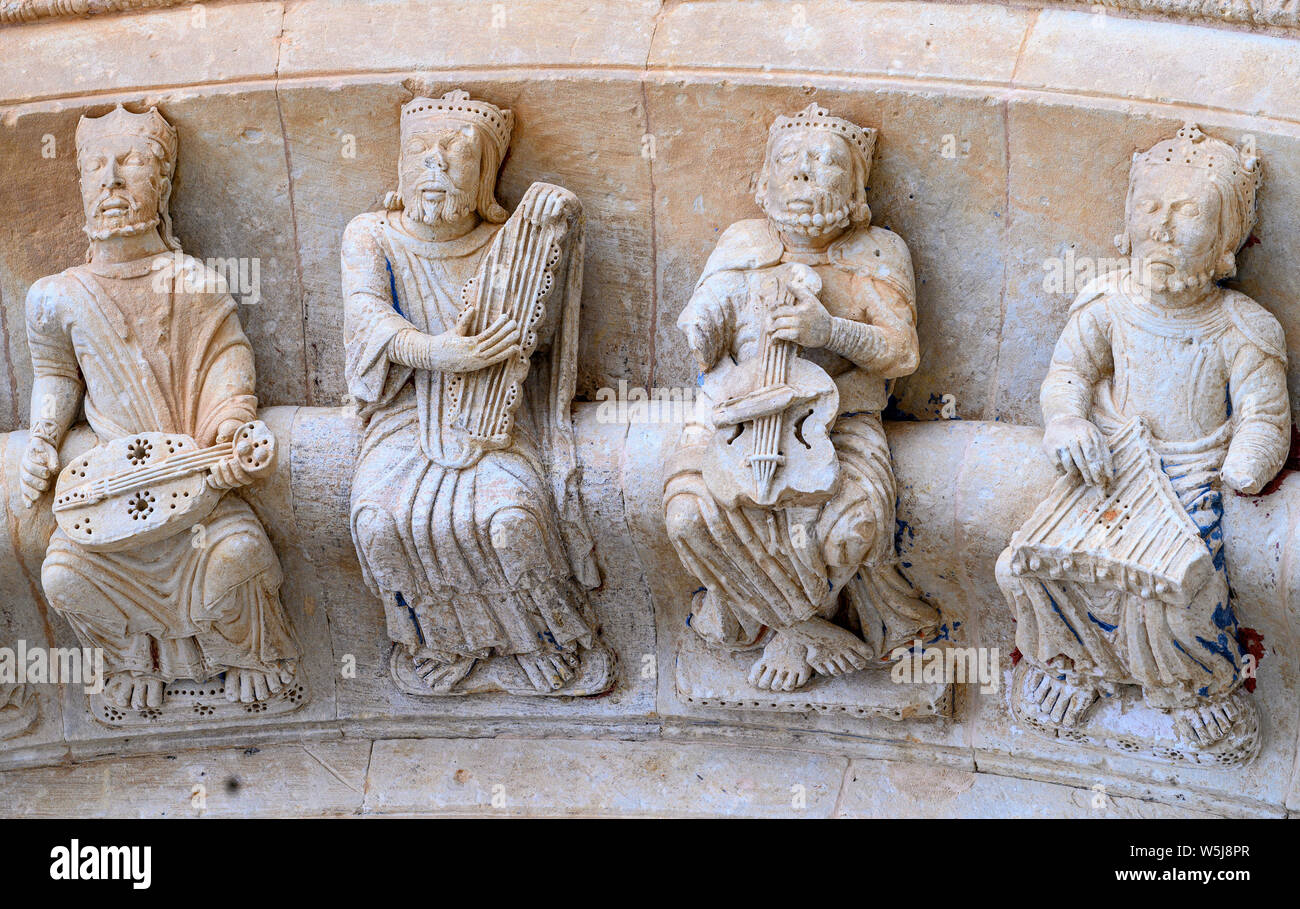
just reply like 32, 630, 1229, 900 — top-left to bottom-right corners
1007, 417, 1212, 605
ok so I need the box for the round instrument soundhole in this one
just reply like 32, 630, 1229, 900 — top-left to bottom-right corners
127, 492, 155, 520
126, 439, 154, 465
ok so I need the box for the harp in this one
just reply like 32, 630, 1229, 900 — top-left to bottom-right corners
1007, 417, 1213, 605
445, 184, 579, 467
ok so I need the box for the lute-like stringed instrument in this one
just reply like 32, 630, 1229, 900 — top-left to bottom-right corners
703, 264, 840, 509
51, 421, 275, 553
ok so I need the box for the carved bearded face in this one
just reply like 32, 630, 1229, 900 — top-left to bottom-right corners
761, 129, 858, 237
1126, 166, 1225, 295
78, 133, 166, 241
399, 122, 483, 225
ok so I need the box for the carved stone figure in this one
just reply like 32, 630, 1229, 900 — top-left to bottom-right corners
663, 104, 940, 696
21, 105, 301, 725
997, 123, 1286, 763
343, 90, 613, 697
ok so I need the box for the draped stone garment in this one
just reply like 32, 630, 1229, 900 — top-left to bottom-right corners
1003, 403, 1240, 708
26, 257, 296, 681
342, 211, 597, 661
1000, 276, 1290, 708
666, 411, 938, 656
663, 220, 940, 658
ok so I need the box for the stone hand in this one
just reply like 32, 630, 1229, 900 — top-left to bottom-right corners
1220, 452, 1268, 495
1043, 415, 1114, 488
19, 435, 59, 508
436, 313, 521, 374
518, 183, 577, 225
769, 283, 832, 349
208, 419, 276, 491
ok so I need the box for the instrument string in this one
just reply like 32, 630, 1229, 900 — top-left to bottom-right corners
466, 222, 511, 436
475, 218, 529, 438
750, 283, 794, 500
460, 239, 501, 423
61, 441, 234, 507
97, 446, 229, 493
1017, 418, 1207, 596
477, 217, 552, 439
472, 217, 523, 437
466, 225, 516, 426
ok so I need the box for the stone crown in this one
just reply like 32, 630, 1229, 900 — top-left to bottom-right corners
75, 104, 178, 173
401, 90, 514, 156
769, 103, 876, 162
1134, 122, 1259, 186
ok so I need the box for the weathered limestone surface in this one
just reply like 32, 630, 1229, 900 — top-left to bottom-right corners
2, 0, 1300, 817
4, 2, 1300, 426
6, 0, 1300, 31
2, 408, 1297, 815
0, 734, 1241, 817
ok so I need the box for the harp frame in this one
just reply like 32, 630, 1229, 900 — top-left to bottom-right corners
444, 185, 579, 467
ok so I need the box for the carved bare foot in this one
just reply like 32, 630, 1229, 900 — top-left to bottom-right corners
791, 617, 874, 678
1018, 666, 1097, 728
224, 666, 296, 704
1173, 695, 1244, 748
103, 672, 165, 710
516, 647, 581, 692
413, 655, 476, 693
748, 632, 813, 691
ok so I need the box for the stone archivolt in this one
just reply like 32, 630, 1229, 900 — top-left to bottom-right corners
5, 0, 1300, 29
1, 1, 1300, 819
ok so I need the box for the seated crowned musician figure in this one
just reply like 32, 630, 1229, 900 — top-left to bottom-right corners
663, 104, 940, 694
997, 124, 1288, 758
21, 105, 299, 718
343, 91, 613, 696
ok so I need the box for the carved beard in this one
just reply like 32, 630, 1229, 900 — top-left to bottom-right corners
403, 184, 476, 226
84, 193, 160, 242
763, 192, 853, 238
1134, 256, 1215, 296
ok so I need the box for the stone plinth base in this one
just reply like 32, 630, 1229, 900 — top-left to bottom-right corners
675, 631, 952, 721
1008, 662, 1261, 768
89, 675, 309, 728
389, 645, 616, 698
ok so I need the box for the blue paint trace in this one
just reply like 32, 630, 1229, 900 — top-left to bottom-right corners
894, 516, 915, 552
1211, 601, 1235, 630
384, 257, 406, 318
395, 591, 425, 646
1041, 582, 1085, 647
1196, 632, 1241, 673
1172, 638, 1214, 676
1087, 611, 1117, 632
